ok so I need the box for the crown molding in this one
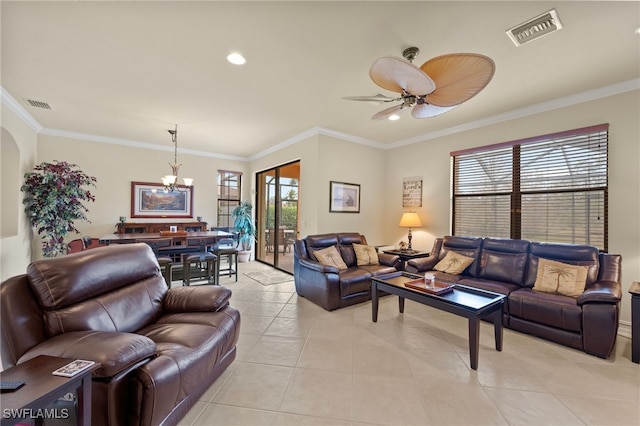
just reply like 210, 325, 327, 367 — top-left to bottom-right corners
248, 126, 382, 161
39, 127, 247, 162
1, 87, 43, 133
389, 78, 640, 148
4, 78, 638, 160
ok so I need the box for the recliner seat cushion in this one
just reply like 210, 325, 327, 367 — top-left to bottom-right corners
338, 268, 374, 296
509, 288, 582, 333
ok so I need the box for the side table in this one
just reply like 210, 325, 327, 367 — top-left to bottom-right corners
0, 355, 98, 426
630, 281, 640, 364
383, 249, 430, 270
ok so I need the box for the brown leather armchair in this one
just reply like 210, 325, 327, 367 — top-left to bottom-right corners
0, 243, 241, 426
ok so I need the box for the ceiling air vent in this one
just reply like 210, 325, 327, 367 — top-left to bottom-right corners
24, 98, 53, 110
506, 9, 563, 47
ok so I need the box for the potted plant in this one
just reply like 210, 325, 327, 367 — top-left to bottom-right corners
231, 200, 256, 262
21, 161, 97, 257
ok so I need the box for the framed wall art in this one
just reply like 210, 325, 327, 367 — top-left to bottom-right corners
329, 181, 360, 213
130, 181, 193, 218
402, 176, 423, 207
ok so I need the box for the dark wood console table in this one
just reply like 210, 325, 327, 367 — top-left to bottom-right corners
0, 355, 98, 426
115, 221, 207, 234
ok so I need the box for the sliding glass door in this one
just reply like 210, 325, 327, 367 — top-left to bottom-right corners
256, 161, 299, 273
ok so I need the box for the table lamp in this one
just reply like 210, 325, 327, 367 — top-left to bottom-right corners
399, 212, 422, 252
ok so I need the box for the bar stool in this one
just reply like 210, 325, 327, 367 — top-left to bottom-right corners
136, 238, 174, 287
213, 238, 238, 283
182, 237, 218, 286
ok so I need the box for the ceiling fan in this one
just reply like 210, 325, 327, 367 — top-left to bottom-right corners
344, 47, 495, 120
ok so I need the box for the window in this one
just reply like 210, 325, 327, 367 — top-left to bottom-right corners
217, 170, 242, 229
452, 124, 608, 251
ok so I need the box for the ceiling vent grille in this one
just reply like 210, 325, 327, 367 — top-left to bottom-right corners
24, 99, 53, 110
506, 9, 563, 47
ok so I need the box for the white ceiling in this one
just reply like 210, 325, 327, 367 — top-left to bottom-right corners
2, 1, 639, 160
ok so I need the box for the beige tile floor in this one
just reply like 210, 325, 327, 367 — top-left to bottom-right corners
179, 261, 640, 426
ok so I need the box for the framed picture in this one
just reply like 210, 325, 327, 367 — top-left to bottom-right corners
402, 176, 423, 207
131, 181, 193, 218
329, 181, 360, 213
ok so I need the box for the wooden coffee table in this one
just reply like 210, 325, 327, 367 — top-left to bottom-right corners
371, 271, 505, 370
0, 355, 98, 426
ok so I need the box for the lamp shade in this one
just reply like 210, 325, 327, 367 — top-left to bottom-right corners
399, 212, 422, 228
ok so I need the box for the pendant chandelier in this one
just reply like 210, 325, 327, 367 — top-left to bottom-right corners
161, 124, 193, 192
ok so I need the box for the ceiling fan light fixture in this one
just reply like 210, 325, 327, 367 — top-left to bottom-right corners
388, 114, 400, 121
227, 52, 246, 65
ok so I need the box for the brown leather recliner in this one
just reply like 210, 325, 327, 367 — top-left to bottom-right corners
0, 243, 241, 426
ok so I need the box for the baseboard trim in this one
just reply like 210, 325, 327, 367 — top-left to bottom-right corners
618, 320, 631, 339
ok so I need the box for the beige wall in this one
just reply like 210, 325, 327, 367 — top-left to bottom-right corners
250, 133, 388, 245
0, 104, 38, 280
384, 90, 640, 328
31, 134, 248, 258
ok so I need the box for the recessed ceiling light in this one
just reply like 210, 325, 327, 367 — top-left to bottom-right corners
636, 26, 640, 34
227, 53, 246, 65
388, 114, 400, 121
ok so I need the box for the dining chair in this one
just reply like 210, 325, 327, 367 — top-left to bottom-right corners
182, 237, 218, 285
213, 238, 238, 283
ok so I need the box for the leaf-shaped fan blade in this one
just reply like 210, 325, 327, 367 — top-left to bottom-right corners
372, 104, 406, 121
370, 57, 436, 96
420, 53, 495, 107
411, 103, 458, 119
342, 93, 400, 103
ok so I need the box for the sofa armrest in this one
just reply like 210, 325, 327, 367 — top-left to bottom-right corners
17, 330, 156, 379
406, 256, 439, 273
577, 281, 622, 305
378, 253, 401, 269
164, 286, 232, 313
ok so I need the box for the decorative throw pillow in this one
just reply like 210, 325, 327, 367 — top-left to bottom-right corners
314, 245, 348, 270
353, 244, 380, 266
533, 258, 588, 297
433, 251, 474, 275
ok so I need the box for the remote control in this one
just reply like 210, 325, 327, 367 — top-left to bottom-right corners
0, 380, 25, 391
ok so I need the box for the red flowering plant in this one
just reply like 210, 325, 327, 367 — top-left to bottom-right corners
21, 161, 97, 257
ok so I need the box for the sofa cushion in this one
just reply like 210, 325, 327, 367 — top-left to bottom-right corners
304, 233, 339, 261
479, 238, 530, 286
338, 233, 367, 267
434, 251, 474, 275
533, 258, 588, 297
27, 243, 160, 310
353, 244, 379, 266
525, 242, 599, 288
438, 236, 483, 277
27, 244, 168, 337
509, 288, 582, 333
338, 268, 373, 296
314, 246, 348, 270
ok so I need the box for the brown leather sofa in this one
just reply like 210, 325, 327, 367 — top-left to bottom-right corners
406, 236, 622, 358
293, 232, 401, 310
0, 243, 241, 426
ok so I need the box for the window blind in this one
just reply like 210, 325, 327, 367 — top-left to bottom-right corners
452, 124, 608, 250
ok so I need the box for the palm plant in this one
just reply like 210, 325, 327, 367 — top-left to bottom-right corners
231, 201, 256, 251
